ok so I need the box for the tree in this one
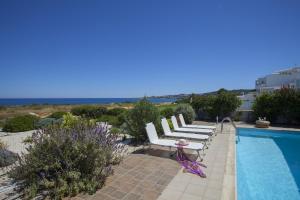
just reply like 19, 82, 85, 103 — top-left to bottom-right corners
191, 89, 241, 120
211, 89, 242, 118
124, 98, 161, 143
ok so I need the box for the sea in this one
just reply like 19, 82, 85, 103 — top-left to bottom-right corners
0, 98, 177, 106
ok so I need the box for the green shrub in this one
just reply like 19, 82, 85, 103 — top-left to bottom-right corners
71, 106, 107, 118
116, 111, 128, 127
61, 113, 80, 128
174, 104, 195, 124
9, 120, 125, 199
191, 95, 214, 118
167, 118, 174, 130
211, 89, 241, 118
48, 111, 68, 119
0, 106, 6, 111
106, 108, 126, 116
0, 120, 5, 128
110, 127, 121, 135
3, 115, 39, 132
36, 118, 62, 129
124, 98, 161, 143
253, 88, 300, 123
97, 115, 119, 126
192, 89, 242, 120
160, 107, 174, 118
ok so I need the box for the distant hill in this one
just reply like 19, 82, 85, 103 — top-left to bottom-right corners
201, 89, 256, 96
150, 89, 256, 99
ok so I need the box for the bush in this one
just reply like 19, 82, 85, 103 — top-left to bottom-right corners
174, 104, 195, 124
36, 118, 62, 129
0, 106, 6, 111
9, 120, 125, 199
160, 107, 174, 118
0, 120, 5, 128
253, 88, 300, 123
71, 106, 107, 118
97, 115, 120, 127
167, 118, 174, 130
61, 113, 80, 128
106, 108, 126, 116
116, 111, 128, 127
48, 111, 68, 119
110, 127, 121, 135
3, 115, 39, 132
211, 89, 241, 118
192, 89, 242, 120
124, 98, 161, 143
0, 139, 18, 167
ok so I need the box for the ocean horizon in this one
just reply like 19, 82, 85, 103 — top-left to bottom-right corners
0, 98, 177, 106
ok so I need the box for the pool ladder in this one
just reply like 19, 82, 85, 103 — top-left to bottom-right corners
220, 117, 236, 133
220, 117, 240, 142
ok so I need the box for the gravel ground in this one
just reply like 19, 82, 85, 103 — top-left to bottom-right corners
0, 130, 34, 155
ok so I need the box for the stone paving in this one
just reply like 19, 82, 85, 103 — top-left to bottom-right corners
75, 148, 181, 200
74, 122, 236, 200
157, 123, 236, 200
0, 123, 237, 200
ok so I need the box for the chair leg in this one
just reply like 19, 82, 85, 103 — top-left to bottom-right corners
204, 141, 209, 149
197, 150, 203, 162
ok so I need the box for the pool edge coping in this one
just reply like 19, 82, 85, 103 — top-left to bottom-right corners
221, 126, 237, 200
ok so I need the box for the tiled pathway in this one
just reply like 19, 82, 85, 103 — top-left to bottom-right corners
157, 124, 235, 200
73, 123, 236, 200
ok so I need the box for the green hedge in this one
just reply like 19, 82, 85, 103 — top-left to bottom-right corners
253, 88, 300, 124
160, 107, 174, 118
48, 111, 68, 119
191, 89, 241, 120
106, 108, 126, 116
3, 115, 39, 132
97, 115, 120, 126
71, 106, 107, 118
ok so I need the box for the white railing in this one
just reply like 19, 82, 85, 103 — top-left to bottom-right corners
220, 117, 236, 133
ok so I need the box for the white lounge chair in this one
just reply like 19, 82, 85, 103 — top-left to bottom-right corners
161, 118, 209, 148
171, 116, 213, 136
145, 122, 204, 159
179, 114, 216, 130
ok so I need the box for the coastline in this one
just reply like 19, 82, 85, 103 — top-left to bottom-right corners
0, 97, 177, 106
0, 100, 176, 120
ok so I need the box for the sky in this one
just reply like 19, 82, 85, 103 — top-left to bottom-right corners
0, 0, 300, 98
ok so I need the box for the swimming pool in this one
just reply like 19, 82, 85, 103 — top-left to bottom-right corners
236, 128, 300, 200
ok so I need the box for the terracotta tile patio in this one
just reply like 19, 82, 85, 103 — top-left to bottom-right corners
76, 148, 181, 200
69, 122, 236, 200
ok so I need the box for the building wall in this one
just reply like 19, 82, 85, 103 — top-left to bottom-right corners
256, 67, 300, 93
237, 93, 256, 111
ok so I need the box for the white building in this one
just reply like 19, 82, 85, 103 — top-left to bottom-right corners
256, 67, 300, 93
237, 66, 300, 111
237, 92, 256, 111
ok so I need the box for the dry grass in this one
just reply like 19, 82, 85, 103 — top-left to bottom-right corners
0, 102, 174, 121
0, 104, 135, 120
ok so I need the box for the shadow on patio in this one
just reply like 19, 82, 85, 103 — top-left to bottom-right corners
73, 148, 182, 200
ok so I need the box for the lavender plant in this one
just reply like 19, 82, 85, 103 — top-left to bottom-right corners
9, 120, 126, 199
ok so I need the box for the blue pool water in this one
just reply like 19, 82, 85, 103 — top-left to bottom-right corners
237, 128, 300, 200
